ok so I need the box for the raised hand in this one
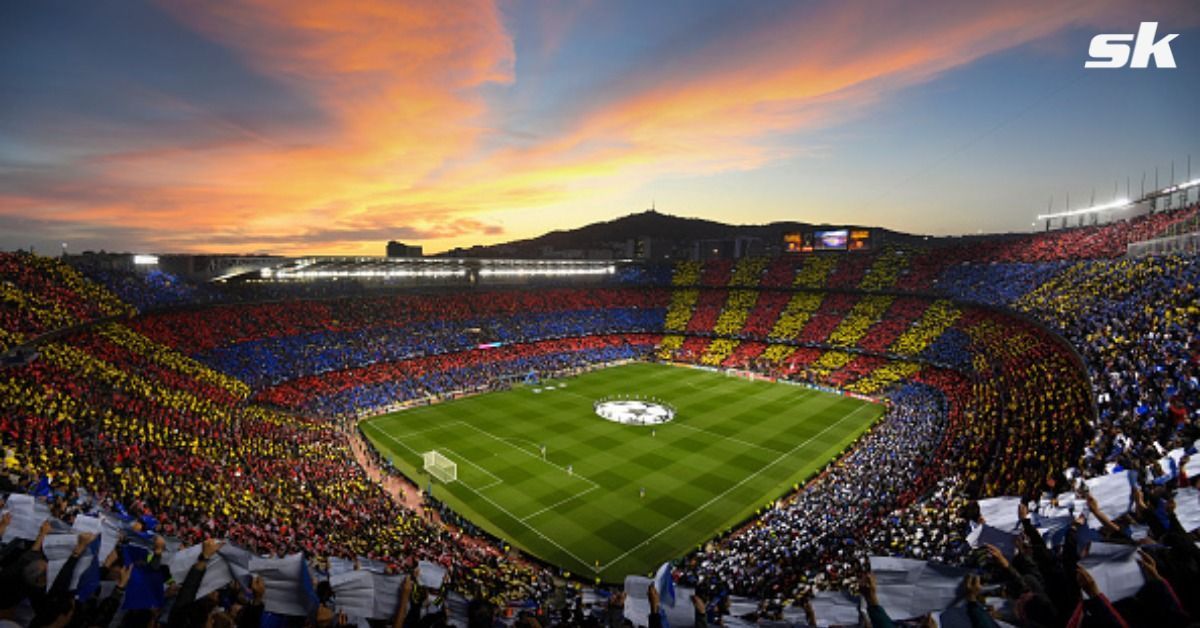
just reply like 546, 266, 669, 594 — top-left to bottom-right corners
401, 570, 415, 598
859, 573, 879, 606
1137, 551, 1162, 582
201, 538, 223, 559
983, 544, 1009, 570
1076, 566, 1100, 598
117, 564, 134, 588
74, 532, 97, 556
963, 573, 983, 602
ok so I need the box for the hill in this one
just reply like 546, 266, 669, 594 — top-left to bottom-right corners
437, 210, 924, 258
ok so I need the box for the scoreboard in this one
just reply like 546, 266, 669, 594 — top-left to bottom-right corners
784, 229, 871, 253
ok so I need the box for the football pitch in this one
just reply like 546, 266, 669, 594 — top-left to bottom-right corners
360, 362, 883, 582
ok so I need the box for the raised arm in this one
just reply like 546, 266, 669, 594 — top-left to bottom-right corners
861, 573, 895, 628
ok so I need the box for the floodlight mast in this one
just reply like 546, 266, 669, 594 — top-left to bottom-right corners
1036, 198, 1132, 221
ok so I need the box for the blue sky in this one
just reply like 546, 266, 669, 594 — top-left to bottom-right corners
0, 0, 1196, 254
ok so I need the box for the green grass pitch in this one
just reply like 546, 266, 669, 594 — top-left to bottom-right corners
360, 362, 883, 582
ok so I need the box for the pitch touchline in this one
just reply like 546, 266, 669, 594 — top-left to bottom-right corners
369, 402, 444, 423
597, 402, 876, 572
452, 476, 597, 575
361, 421, 416, 454
672, 423, 788, 456
668, 387, 833, 456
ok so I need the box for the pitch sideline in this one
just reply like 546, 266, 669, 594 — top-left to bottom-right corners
596, 402, 878, 572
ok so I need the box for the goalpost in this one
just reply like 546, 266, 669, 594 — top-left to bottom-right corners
423, 450, 458, 483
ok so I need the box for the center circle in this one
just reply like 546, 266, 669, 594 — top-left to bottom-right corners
593, 397, 676, 426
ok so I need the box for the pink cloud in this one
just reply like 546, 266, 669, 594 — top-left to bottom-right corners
5, 0, 1191, 254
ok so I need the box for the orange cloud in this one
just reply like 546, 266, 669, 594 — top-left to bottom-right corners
4, 0, 1186, 254
3, 0, 515, 254
434, 0, 1136, 198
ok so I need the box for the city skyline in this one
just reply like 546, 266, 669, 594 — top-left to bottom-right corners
1, 0, 1197, 255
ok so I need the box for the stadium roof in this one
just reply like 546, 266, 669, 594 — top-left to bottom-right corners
246, 257, 620, 282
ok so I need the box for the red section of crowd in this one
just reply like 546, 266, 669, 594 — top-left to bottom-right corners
255, 334, 661, 410
0, 253, 133, 351
683, 289, 727, 333
133, 288, 670, 354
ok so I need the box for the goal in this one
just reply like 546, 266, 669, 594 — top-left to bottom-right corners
423, 450, 458, 483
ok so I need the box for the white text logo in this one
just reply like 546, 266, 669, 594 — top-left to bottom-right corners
1086, 22, 1178, 68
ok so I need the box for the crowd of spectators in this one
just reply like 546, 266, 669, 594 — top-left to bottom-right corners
0, 253, 133, 352
679, 382, 958, 598
655, 250, 1197, 624
0, 473, 563, 627
2, 203, 1199, 625
130, 290, 668, 356
665, 252, 1199, 624
67, 263, 220, 312
0, 318, 562, 620
922, 255, 1200, 490
201, 309, 664, 389
257, 335, 662, 417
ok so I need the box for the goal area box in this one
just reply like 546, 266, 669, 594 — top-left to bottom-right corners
423, 450, 458, 483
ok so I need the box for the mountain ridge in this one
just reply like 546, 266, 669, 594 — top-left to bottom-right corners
438, 210, 925, 258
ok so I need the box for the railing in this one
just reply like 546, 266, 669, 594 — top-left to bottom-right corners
1127, 232, 1200, 257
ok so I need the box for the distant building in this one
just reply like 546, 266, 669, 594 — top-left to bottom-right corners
692, 236, 763, 260
386, 241, 423, 258
537, 246, 614, 260
628, 236, 672, 261
70, 252, 282, 281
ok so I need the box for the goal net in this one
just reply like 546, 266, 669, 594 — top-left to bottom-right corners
423, 450, 458, 483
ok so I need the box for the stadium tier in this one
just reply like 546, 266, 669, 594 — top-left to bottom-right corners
0, 204, 1198, 625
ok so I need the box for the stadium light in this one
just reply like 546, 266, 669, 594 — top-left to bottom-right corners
1161, 177, 1200, 194
477, 267, 614, 277
274, 269, 467, 279
1036, 198, 1132, 221
133, 254, 159, 265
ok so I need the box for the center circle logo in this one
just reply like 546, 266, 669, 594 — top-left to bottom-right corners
593, 396, 676, 426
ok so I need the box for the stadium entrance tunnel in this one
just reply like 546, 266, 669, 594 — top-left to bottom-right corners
593, 397, 676, 426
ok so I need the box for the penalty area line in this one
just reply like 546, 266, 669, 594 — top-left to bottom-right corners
363, 416, 595, 573
519, 485, 600, 523
362, 421, 503, 490
458, 423, 600, 490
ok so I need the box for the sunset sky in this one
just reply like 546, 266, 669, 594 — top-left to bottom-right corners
1, 0, 1196, 255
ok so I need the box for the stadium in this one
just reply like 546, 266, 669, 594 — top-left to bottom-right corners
1, 2, 1198, 627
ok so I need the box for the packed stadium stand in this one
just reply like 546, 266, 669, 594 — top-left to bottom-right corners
0, 203, 1198, 626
